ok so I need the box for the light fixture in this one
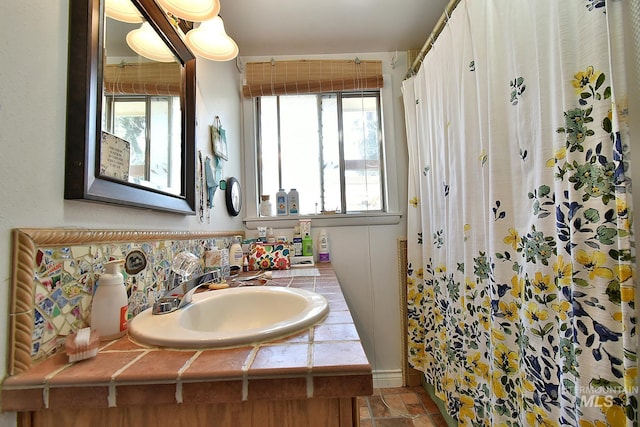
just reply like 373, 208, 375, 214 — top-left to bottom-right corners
126, 22, 176, 62
185, 16, 238, 61
105, 0, 143, 23
155, 0, 220, 22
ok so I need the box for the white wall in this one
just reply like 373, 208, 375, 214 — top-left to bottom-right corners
0, 1, 243, 424
238, 52, 411, 385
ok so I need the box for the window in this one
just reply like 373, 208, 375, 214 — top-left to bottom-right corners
257, 91, 384, 214
103, 95, 181, 194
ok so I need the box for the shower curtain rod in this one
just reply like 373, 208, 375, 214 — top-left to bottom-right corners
405, 0, 462, 79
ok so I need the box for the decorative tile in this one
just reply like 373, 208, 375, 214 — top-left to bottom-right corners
248, 377, 307, 400
48, 385, 109, 409
29, 235, 237, 362
182, 347, 252, 380
116, 383, 177, 406
116, 350, 197, 382
181, 380, 243, 404
314, 323, 360, 341
313, 374, 373, 398
313, 341, 370, 372
323, 309, 354, 324
48, 351, 143, 386
248, 343, 310, 375
0, 388, 46, 411
5, 261, 374, 415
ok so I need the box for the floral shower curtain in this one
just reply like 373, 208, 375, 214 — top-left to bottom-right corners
402, 1, 636, 426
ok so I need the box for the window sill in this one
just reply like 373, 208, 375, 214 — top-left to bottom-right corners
243, 212, 402, 229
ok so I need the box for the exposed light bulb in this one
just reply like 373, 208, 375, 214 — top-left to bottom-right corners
126, 22, 176, 63
185, 16, 239, 61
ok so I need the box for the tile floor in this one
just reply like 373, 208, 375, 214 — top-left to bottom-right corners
359, 387, 451, 427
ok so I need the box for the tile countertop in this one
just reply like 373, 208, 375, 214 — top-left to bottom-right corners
2, 263, 373, 412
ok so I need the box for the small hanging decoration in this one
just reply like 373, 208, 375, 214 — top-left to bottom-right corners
198, 151, 210, 223
210, 116, 228, 161
197, 153, 225, 223
204, 156, 218, 209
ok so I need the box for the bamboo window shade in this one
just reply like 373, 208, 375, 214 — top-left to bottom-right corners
242, 59, 384, 97
103, 62, 182, 96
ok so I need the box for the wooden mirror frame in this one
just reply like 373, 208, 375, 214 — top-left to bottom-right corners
65, 0, 196, 214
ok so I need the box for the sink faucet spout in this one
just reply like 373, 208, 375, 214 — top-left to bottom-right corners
152, 271, 220, 315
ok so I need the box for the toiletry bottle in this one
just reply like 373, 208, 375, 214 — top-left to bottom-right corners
276, 189, 288, 215
318, 229, 330, 262
257, 226, 267, 242
267, 227, 276, 244
259, 195, 272, 216
229, 235, 244, 268
293, 226, 303, 256
91, 259, 128, 340
302, 233, 313, 257
288, 188, 299, 215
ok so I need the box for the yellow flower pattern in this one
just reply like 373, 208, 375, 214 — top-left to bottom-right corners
572, 65, 601, 94
504, 228, 521, 250
406, 60, 636, 427
576, 249, 614, 280
553, 255, 573, 287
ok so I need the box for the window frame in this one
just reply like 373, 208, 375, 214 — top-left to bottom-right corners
103, 93, 180, 191
255, 90, 386, 215
241, 73, 402, 229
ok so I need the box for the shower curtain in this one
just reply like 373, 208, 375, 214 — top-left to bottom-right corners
402, 1, 636, 426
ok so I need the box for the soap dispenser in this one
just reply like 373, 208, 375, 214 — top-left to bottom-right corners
91, 259, 128, 340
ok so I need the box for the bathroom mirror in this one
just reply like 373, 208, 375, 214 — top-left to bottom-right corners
65, 0, 196, 214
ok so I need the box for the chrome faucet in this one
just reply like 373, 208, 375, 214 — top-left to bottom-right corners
153, 251, 216, 315
152, 270, 221, 315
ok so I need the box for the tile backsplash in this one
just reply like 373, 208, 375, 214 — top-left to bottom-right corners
15, 229, 242, 364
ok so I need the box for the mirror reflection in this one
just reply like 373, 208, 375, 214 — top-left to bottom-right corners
102, 15, 183, 195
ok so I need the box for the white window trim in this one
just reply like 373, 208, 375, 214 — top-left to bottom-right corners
240, 73, 401, 228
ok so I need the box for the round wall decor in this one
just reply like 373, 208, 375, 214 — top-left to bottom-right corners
225, 176, 242, 216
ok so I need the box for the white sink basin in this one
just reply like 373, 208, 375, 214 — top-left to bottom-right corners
128, 286, 329, 348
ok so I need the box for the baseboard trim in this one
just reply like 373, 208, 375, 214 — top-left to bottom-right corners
372, 369, 403, 389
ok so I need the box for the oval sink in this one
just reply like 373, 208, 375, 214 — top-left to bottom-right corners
128, 286, 329, 348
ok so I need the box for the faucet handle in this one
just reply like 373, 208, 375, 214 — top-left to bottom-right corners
171, 252, 199, 279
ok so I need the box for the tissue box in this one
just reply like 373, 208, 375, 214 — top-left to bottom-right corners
248, 243, 291, 270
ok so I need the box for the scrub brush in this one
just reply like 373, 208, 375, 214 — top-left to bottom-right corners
65, 327, 100, 363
